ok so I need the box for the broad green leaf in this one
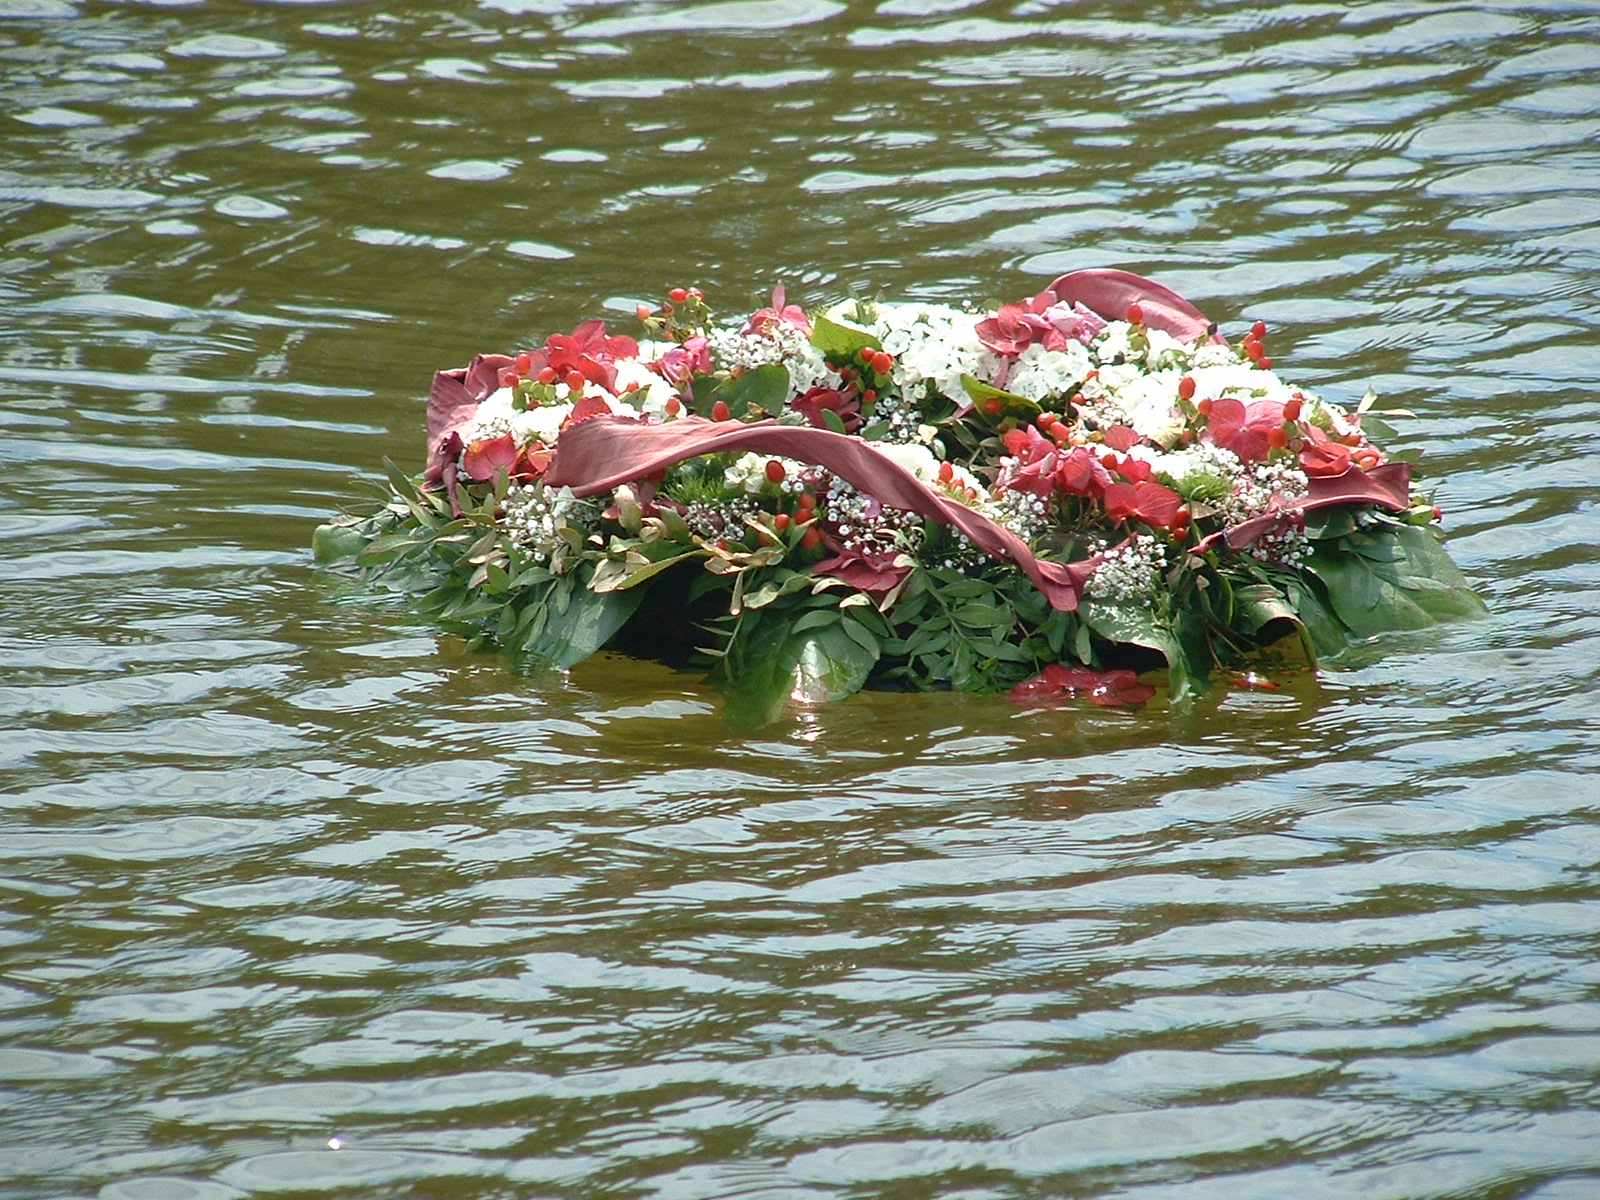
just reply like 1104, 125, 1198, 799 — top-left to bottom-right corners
810, 313, 881, 362
718, 607, 877, 729
960, 374, 1041, 424
312, 521, 368, 565
1306, 525, 1486, 636
728, 363, 791, 415
1081, 598, 1208, 702
516, 572, 645, 670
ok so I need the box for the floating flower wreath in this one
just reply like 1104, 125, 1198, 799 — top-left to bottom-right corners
315, 270, 1484, 725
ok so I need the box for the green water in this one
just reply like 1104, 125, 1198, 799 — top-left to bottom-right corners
3, 2, 1599, 1197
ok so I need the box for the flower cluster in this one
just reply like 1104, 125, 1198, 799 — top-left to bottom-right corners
324, 270, 1478, 719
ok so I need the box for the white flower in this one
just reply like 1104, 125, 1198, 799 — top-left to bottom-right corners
511, 401, 573, 445
1006, 342, 1092, 402
723, 453, 804, 495
611, 357, 677, 416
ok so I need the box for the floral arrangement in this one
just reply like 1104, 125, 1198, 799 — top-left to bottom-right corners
315, 269, 1483, 725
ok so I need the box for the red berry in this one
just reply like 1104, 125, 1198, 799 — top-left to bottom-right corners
1251, 320, 1267, 340
1171, 506, 1190, 531
1126, 302, 1144, 324
1177, 375, 1196, 401
1432, 505, 1443, 521
498, 367, 519, 388
862, 389, 877, 404
1259, 356, 1272, 371
538, 366, 557, 385
1283, 397, 1302, 421
668, 287, 688, 303
513, 351, 533, 376
665, 396, 681, 416
1101, 452, 1119, 470
689, 287, 704, 301
711, 400, 731, 422
1267, 426, 1287, 450
875, 351, 893, 374
800, 526, 822, 551
765, 459, 786, 483
773, 512, 791, 532
1197, 397, 1214, 416
1244, 338, 1263, 362
796, 490, 816, 514
983, 397, 1003, 416
566, 370, 587, 394
635, 304, 653, 322
938, 461, 954, 483
858, 347, 874, 364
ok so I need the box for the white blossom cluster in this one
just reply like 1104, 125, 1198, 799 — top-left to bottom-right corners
1246, 517, 1311, 567
1085, 533, 1169, 602
992, 487, 1051, 543
820, 473, 922, 559
681, 494, 760, 541
867, 302, 1001, 417
705, 325, 835, 394
1006, 341, 1093, 403
501, 483, 595, 572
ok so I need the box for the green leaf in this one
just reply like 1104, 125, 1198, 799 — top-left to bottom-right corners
810, 313, 881, 362
1081, 598, 1208, 702
731, 363, 792, 415
1305, 525, 1487, 637
516, 570, 645, 670
312, 521, 368, 565
717, 605, 877, 729
960, 374, 1041, 424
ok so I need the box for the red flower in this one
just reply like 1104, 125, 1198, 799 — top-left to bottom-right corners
653, 335, 711, 387
1298, 427, 1353, 477
1103, 479, 1183, 528
975, 299, 1055, 356
460, 433, 520, 481
1205, 397, 1284, 464
1102, 424, 1138, 452
998, 424, 1058, 498
813, 545, 911, 598
460, 433, 552, 484
1055, 446, 1112, 497
542, 320, 639, 394
792, 386, 862, 433
742, 284, 812, 338
563, 393, 615, 427
1007, 663, 1155, 709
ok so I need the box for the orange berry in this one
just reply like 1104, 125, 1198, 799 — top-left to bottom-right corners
800, 526, 822, 551
1177, 375, 1196, 400
1126, 302, 1144, 324
711, 400, 730, 422
1283, 397, 1302, 421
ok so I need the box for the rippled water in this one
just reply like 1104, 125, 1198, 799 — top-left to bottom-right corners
3, 1, 1599, 1196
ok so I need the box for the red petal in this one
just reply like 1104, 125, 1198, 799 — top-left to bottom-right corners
1133, 481, 1183, 528
460, 433, 519, 480
1103, 481, 1138, 523
1103, 424, 1137, 452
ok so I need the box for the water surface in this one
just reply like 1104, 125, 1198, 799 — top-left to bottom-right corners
3, 1, 1599, 1197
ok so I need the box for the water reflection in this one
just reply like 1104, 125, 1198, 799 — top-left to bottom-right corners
3, 0, 1599, 1196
